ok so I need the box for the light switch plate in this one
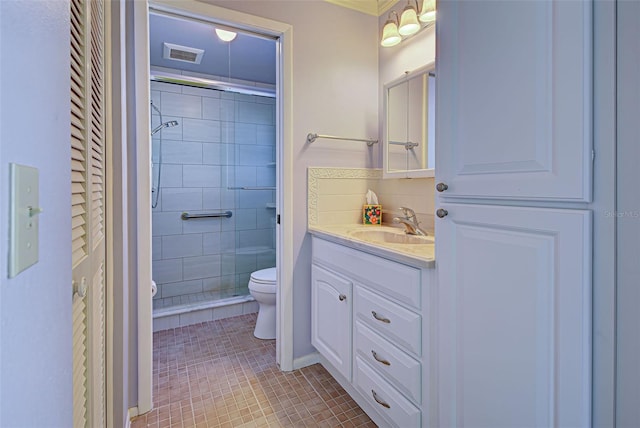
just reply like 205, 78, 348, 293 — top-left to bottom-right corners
9, 163, 40, 278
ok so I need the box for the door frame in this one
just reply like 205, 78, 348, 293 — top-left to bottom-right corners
133, 0, 294, 413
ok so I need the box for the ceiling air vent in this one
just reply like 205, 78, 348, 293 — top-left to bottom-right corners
163, 43, 204, 64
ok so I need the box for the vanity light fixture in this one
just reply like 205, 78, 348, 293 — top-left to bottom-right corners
380, 11, 402, 47
215, 28, 237, 42
419, 0, 436, 23
399, 0, 421, 36
381, 0, 436, 47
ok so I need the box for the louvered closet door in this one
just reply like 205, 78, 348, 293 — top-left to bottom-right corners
70, 0, 107, 426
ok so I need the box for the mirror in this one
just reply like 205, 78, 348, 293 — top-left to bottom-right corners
383, 63, 435, 178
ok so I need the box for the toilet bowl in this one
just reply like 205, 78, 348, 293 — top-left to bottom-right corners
248, 267, 277, 339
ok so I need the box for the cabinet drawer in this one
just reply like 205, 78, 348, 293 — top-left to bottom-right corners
354, 356, 421, 428
312, 238, 421, 310
355, 286, 422, 356
355, 321, 422, 404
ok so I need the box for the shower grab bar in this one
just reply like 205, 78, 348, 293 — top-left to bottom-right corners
306, 133, 378, 147
227, 186, 276, 190
181, 211, 233, 220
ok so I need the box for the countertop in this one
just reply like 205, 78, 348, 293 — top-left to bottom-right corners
308, 224, 435, 269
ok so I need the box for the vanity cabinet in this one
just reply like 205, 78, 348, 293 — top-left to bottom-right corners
311, 237, 435, 428
311, 264, 352, 380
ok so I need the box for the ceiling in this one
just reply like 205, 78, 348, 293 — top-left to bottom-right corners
149, 1, 397, 85
149, 13, 277, 85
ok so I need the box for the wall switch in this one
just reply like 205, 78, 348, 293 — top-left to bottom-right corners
9, 163, 40, 278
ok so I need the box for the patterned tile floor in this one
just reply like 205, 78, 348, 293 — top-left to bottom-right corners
131, 313, 376, 428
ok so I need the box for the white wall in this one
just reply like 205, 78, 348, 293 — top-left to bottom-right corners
205, 0, 379, 359
616, 1, 640, 425
0, 0, 73, 426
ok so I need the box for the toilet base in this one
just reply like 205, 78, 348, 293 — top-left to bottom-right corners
253, 303, 276, 340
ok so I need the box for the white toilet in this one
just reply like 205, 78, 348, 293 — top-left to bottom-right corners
248, 267, 277, 339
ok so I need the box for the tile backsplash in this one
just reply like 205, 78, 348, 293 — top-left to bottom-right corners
308, 167, 435, 232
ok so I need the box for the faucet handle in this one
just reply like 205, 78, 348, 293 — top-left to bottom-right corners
399, 206, 415, 217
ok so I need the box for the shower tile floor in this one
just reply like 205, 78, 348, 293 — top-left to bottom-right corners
131, 313, 376, 428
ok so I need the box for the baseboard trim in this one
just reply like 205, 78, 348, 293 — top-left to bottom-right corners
293, 352, 320, 370
127, 406, 139, 426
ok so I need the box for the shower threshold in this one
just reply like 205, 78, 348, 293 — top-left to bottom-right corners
153, 294, 255, 319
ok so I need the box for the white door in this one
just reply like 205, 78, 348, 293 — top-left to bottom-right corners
435, 1, 594, 425
436, 203, 591, 427
311, 264, 352, 380
436, 0, 592, 202
70, 0, 107, 426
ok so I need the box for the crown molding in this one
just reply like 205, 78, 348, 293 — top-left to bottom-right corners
325, 0, 400, 17
377, 0, 399, 16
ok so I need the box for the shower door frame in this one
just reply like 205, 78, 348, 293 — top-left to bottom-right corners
134, 0, 294, 414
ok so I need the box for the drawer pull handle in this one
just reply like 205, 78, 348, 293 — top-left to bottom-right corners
371, 350, 391, 366
339, 294, 347, 301
371, 311, 391, 324
371, 390, 391, 409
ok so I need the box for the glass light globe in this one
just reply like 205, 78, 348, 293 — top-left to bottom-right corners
399, 5, 420, 36
215, 28, 237, 42
381, 19, 401, 47
419, 0, 436, 23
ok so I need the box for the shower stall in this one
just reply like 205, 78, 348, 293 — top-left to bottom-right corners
150, 75, 276, 315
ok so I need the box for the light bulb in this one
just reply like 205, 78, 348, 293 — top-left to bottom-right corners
399, 4, 420, 36
215, 28, 237, 42
381, 19, 401, 47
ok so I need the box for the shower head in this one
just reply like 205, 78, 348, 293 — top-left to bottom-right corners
151, 120, 179, 136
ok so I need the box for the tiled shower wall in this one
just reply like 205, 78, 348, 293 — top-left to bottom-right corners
150, 78, 276, 309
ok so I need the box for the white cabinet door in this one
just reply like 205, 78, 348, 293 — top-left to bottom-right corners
436, 203, 591, 427
436, 0, 592, 202
312, 264, 352, 380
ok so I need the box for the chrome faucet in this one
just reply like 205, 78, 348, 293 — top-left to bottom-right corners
393, 207, 428, 236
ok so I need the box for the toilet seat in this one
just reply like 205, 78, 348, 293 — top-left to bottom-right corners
249, 267, 277, 293
250, 267, 276, 285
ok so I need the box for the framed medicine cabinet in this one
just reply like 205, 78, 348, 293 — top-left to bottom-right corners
383, 63, 435, 178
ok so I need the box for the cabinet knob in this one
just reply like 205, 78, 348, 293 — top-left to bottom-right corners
436, 208, 448, 218
338, 294, 347, 301
436, 182, 448, 192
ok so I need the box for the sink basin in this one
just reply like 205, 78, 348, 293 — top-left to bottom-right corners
349, 229, 434, 245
